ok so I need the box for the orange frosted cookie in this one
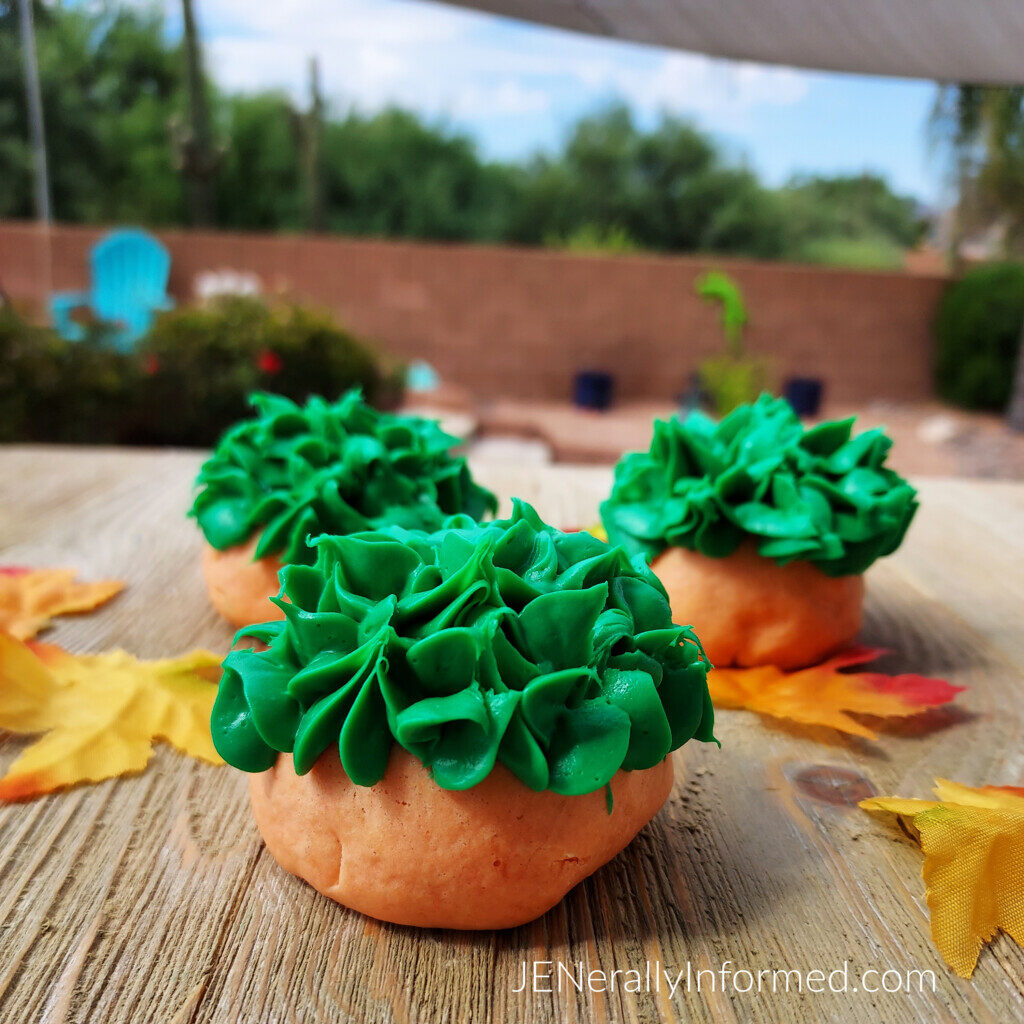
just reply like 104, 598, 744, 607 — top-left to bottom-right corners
652, 541, 863, 670
601, 395, 917, 669
190, 390, 496, 626
211, 502, 716, 928
251, 748, 672, 929
201, 535, 284, 629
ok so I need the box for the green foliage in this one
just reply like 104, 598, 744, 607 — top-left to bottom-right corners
779, 174, 926, 251
778, 174, 921, 270
694, 272, 765, 414
0, 297, 396, 445
0, 6, 924, 267
215, 93, 303, 230
547, 223, 639, 254
134, 297, 391, 445
317, 108, 519, 242
792, 235, 905, 270
509, 105, 788, 258
0, 306, 55, 441
697, 355, 767, 417
931, 85, 1024, 258
0, 1, 184, 223
696, 271, 748, 355
934, 262, 1024, 411
0, 305, 140, 443
218, 102, 522, 239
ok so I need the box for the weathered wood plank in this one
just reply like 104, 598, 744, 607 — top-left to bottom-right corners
0, 447, 1021, 1024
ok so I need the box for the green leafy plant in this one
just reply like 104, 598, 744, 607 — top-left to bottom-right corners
0, 306, 52, 442
0, 306, 138, 444
934, 261, 1024, 411
133, 295, 396, 445
695, 271, 767, 415
0, 297, 398, 446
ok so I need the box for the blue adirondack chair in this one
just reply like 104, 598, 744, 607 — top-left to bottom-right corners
50, 229, 174, 350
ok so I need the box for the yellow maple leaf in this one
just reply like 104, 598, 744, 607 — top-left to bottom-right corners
0, 566, 124, 640
0, 633, 223, 801
707, 647, 963, 739
861, 780, 1024, 977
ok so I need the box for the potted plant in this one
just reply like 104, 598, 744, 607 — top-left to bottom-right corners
695, 271, 767, 415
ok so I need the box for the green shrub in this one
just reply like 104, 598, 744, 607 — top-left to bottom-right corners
935, 262, 1024, 411
0, 297, 399, 446
131, 296, 396, 446
548, 223, 640, 255
0, 306, 53, 442
0, 306, 138, 444
794, 234, 904, 271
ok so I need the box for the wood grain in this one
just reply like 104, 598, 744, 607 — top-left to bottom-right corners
0, 447, 1022, 1024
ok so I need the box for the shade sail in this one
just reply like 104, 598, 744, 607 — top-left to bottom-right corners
438, 0, 1024, 84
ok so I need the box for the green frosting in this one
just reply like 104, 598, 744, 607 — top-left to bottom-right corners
211, 501, 715, 796
601, 394, 918, 577
190, 391, 497, 564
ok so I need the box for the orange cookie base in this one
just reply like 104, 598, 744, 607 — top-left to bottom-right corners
652, 541, 864, 670
250, 748, 674, 930
201, 535, 285, 629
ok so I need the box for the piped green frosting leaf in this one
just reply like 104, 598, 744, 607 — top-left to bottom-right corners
190, 390, 497, 564
211, 501, 715, 795
600, 394, 918, 577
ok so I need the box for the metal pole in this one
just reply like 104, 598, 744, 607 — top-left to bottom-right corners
17, 0, 52, 225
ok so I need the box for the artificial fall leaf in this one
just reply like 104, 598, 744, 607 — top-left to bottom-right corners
861, 780, 1024, 977
0, 566, 124, 640
0, 632, 223, 801
708, 647, 963, 739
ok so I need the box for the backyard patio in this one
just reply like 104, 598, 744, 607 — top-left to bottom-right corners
467, 396, 1024, 477
3, 1, 1024, 1022
6, 219, 1022, 482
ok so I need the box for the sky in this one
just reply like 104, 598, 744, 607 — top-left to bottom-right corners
162, 0, 944, 204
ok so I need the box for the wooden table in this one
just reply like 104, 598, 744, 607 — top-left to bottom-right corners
1, 446, 1022, 1024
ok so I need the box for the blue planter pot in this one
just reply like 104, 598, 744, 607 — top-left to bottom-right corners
783, 377, 824, 417
573, 370, 615, 411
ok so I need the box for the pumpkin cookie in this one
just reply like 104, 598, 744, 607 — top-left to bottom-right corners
601, 395, 917, 669
212, 501, 715, 928
191, 390, 496, 627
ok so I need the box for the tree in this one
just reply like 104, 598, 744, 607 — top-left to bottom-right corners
319, 108, 519, 241
775, 173, 924, 269
176, 0, 217, 225
931, 85, 1024, 259
0, 4, 927, 271
509, 105, 787, 257
215, 92, 303, 230
0, 1, 184, 223
931, 84, 1024, 428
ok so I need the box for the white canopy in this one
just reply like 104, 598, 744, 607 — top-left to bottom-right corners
438, 0, 1024, 83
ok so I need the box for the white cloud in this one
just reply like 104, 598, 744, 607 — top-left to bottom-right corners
168, 0, 809, 148
609, 53, 808, 116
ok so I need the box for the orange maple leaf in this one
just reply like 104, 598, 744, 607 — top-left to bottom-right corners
0, 633, 223, 800
707, 647, 963, 738
0, 566, 124, 640
861, 780, 1024, 977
